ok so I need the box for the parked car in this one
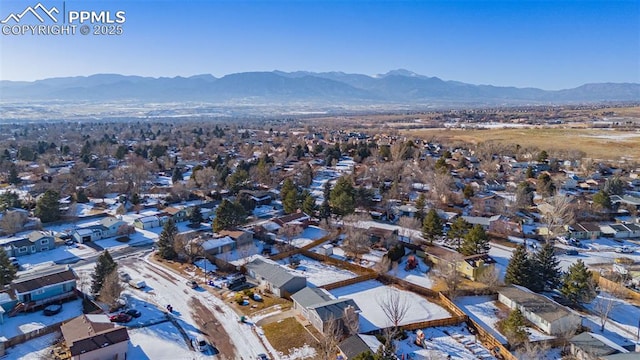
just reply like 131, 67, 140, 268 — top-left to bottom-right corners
256, 354, 269, 360
565, 249, 579, 256
124, 309, 141, 318
615, 246, 633, 254
9, 257, 20, 269
193, 336, 208, 352
128, 279, 146, 289
187, 280, 198, 289
43, 304, 62, 316
109, 313, 132, 323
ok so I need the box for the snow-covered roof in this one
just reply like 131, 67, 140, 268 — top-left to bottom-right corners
202, 236, 235, 251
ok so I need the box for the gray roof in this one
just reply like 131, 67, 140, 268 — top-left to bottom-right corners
338, 334, 376, 359
498, 285, 575, 324
570, 332, 627, 357
309, 298, 360, 322
291, 287, 333, 308
245, 258, 305, 288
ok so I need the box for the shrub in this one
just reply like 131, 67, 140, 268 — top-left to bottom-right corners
115, 236, 130, 243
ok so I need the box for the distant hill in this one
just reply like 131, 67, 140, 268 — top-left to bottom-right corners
1, 70, 638, 104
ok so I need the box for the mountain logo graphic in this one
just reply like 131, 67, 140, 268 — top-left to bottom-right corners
1, 3, 59, 24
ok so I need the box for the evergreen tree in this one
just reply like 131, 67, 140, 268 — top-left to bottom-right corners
448, 217, 471, 251
525, 166, 535, 179
131, 193, 141, 206
329, 176, 356, 217
504, 244, 530, 287
189, 205, 204, 226
171, 167, 182, 183
34, 189, 60, 223
157, 218, 178, 260
535, 242, 561, 290
603, 176, 624, 196
593, 190, 612, 211
0, 248, 17, 287
463, 184, 474, 199
280, 178, 299, 214
415, 193, 426, 220
0, 191, 22, 211
460, 224, 490, 256
536, 173, 555, 197
302, 192, 316, 215
213, 199, 246, 232
500, 309, 528, 345
561, 259, 596, 305
91, 250, 117, 294
8, 164, 20, 185
421, 209, 443, 245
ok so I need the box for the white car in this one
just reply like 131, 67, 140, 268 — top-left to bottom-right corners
615, 246, 633, 254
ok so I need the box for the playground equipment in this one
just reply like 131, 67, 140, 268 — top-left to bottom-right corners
405, 255, 418, 271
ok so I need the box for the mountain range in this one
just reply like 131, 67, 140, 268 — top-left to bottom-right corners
1, 70, 638, 105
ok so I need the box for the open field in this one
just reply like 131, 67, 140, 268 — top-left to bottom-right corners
403, 127, 640, 160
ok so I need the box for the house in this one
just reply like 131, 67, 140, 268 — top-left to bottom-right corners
461, 215, 521, 235
274, 212, 311, 229
610, 195, 640, 211
601, 223, 640, 239
569, 332, 629, 360
569, 223, 602, 240
218, 229, 253, 248
164, 206, 189, 222
133, 215, 160, 230
472, 193, 504, 216
367, 227, 398, 246
73, 217, 127, 243
291, 287, 361, 333
0, 231, 54, 257
61, 314, 129, 360
337, 334, 382, 360
498, 285, 581, 336
245, 258, 306, 298
9, 265, 77, 314
425, 246, 496, 281
202, 236, 236, 255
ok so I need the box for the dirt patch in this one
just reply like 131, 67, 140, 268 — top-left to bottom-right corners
189, 297, 237, 358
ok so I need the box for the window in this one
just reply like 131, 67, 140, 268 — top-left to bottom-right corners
34, 289, 45, 295
30, 245, 36, 253
41, 247, 49, 252
18, 247, 28, 253
40, 239, 49, 245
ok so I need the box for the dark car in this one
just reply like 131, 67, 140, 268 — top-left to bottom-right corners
124, 309, 141, 318
43, 304, 62, 316
109, 313, 132, 323
565, 249, 579, 256
256, 354, 269, 360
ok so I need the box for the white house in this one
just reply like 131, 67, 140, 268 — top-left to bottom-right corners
73, 217, 127, 243
498, 285, 581, 336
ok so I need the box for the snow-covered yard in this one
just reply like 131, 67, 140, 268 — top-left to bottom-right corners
0, 331, 60, 360
396, 325, 497, 360
581, 292, 640, 348
387, 255, 434, 288
277, 255, 357, 287
0, 299, 84, 339
455, 296, 555, 345
128, 322, 200, 360
281, 226, 328, 248
329, 280, 451, 333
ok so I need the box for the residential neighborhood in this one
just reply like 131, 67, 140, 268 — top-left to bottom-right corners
0, 106, 639, 360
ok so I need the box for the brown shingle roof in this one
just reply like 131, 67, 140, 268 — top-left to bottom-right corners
61, 315, 129, 356
12, 267, 76, 294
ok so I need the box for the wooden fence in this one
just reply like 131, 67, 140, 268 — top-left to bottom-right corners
4, 320, 63, 348
594, 273, 640, 302
300, 249, 376, 276
377, 273, 438, 299
400, 315, 468, 332
320, 273, 378, 291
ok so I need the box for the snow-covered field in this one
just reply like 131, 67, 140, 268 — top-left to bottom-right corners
582, 292, 640, 348
128, 322, 197, 360
329, 280, 451, 333
277, 255, 357, 287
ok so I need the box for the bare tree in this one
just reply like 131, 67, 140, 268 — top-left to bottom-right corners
593, 279, 623, 332
0, 210, 28, 235
435, 251, 464, 299
238, 242, 258, 265
342, 226, 371, 260
477, 267, 502, 293
378, 288, 410, 334
99, 269, 123, 311
317, 315, 342, 360
397, 216, 420, 243
280, 224, 303, 248
542, 192, 575, 241
515, 341, 551, 360
343, 305, 359, 337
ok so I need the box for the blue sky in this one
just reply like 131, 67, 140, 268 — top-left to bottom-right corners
0, 0, 638, 89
